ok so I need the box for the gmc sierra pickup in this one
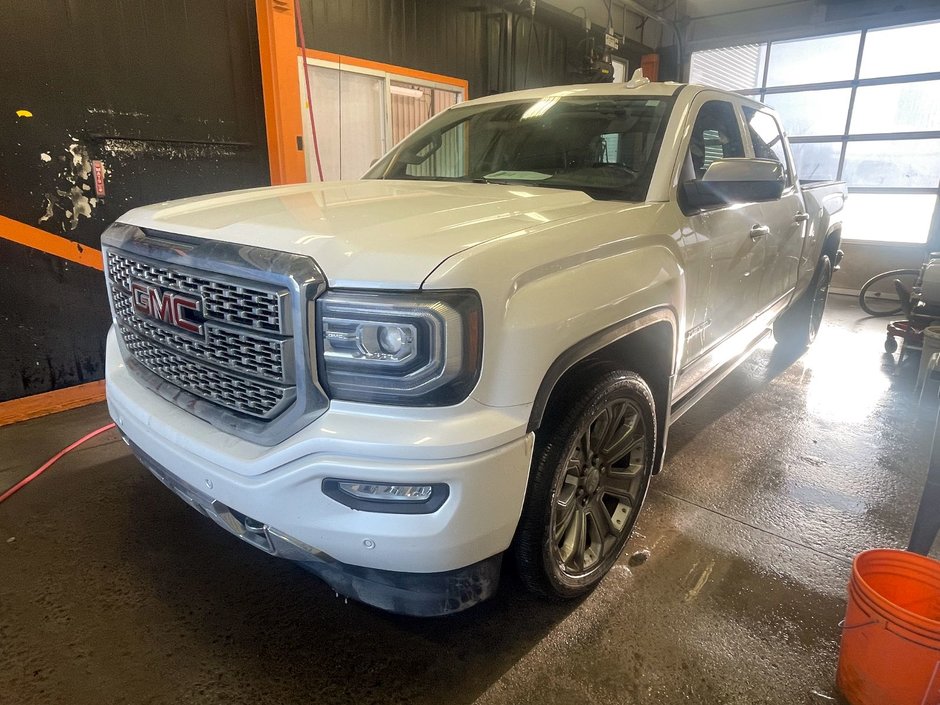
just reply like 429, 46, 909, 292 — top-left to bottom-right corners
102, 75, 846, 615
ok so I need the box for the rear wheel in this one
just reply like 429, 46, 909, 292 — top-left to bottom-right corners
774, 254, 832, 351
514, 370, 656, 599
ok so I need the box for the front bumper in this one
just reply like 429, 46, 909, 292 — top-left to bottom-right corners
130, 438, 502, 615
106, 329, 534, 613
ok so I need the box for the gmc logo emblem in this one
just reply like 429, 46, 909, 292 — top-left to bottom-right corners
130, 280, 204, 336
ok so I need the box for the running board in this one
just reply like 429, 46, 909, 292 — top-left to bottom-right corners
669, 329, 772, 424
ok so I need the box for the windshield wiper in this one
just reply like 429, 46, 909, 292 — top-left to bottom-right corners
394, 175, 466, 182
474, 177, 638, 202
474, 177, 585, 193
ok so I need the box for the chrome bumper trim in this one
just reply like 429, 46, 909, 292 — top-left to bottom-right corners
128, 437, 329, 563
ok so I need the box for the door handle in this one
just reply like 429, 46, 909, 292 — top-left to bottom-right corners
750, 225, 770, 239
793, 212, 810, 223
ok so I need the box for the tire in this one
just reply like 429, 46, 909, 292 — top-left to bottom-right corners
858, 268, 919, 317
773, 254, 832, 351
514, 370, 656, 599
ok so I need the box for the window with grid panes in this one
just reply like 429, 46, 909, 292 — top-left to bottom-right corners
689, 20, 940, 245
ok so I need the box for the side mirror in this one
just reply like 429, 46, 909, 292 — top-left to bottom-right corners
680, 158, 786, 210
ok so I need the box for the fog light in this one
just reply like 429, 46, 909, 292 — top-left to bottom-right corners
339, 481, 432, 501
322, 479, 450, 514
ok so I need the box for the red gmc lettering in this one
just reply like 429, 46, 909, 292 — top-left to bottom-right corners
150, 287, 175, 323
171, 297, 201, 334
130, 281, 203, 335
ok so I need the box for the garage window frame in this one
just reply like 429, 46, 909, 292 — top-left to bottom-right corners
690, 19, 940, 246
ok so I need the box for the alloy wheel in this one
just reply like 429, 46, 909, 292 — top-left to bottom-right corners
549, 398, 647, 578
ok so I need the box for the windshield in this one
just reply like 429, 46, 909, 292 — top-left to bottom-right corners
364, 94, 674, 201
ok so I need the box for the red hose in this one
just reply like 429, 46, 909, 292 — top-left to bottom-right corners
294, 0, 325, 182
0, 422, 116, 504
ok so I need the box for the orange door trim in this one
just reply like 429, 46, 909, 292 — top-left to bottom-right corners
0, 380, 107, 427
301, 48, 469, 98
0, 215, 103, 270
256, 0, 308, 185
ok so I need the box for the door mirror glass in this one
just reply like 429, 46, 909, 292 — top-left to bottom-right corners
680, 158, 786, 209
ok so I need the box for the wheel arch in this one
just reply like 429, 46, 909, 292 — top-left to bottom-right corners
527, 307, 678, 474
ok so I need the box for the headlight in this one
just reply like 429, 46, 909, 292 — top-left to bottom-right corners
316, 290, 482, 405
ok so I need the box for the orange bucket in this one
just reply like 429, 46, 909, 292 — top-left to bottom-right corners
837, 549, 940, 705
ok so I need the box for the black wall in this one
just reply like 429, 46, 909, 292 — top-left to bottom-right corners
0, 0, 271, 401
298, 0, 653, 98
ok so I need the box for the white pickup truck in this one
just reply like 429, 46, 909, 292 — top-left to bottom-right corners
102, 78, 845, 615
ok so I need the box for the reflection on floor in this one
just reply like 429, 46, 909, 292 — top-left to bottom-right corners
0, 294, 935, 705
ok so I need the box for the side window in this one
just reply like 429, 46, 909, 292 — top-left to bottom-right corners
600, 133, 620, 163
686, 100, 746, 180
743, 107, 792, 185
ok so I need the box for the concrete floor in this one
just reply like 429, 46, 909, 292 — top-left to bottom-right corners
1, 294, 936, 705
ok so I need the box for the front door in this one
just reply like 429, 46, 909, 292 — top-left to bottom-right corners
742, 106, 806, 309
679, 97, 767, 366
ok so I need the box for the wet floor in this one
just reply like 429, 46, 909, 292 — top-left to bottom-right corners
1, 294, 936, 705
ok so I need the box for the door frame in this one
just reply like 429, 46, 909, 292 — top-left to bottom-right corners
255, 0, 468, 186
298, 50, 468, 181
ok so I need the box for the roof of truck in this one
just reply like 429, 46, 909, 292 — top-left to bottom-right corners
461, 80, 771, 112
464, 81, 687, 107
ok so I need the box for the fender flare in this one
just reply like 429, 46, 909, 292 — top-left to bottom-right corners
526, 306, 678, 433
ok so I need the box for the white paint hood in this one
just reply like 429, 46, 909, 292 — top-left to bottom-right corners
117, 180, 605, 289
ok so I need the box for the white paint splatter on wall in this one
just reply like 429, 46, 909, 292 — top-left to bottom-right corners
38, 195, 54, 223
86, 107, 148, 118
68, 143, 93, 180
60, 185, 92, 230
102, 138, 237, 160
37, 140, 99, 231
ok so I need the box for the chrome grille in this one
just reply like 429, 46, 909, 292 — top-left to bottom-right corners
106, 251, 285, 333
105, 249, 294, 420
110, 287, 288, 382
120, 329, 294, 418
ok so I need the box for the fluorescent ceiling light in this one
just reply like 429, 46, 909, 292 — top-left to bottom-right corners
390, 85, 425, 99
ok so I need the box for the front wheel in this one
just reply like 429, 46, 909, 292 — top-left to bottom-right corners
514, 370, 656, 599
774, 254, 832, 351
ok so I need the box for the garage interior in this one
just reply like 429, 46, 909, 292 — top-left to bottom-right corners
2, 1, 940, 704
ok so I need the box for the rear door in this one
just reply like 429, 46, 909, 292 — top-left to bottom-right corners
741, 106, 807, 309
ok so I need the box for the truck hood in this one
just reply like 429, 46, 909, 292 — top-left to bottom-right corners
117, 180, 609, 288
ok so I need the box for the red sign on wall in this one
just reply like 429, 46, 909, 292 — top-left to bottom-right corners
92, 160, 106, 197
